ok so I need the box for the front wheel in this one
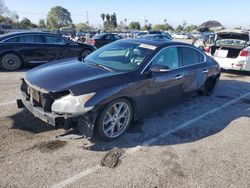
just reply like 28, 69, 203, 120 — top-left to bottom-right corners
96, 98, 133, 141
0, 53, 22, 71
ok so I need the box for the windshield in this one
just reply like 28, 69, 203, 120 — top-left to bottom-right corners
216, 39, 246, 47
84, 41, 155, 72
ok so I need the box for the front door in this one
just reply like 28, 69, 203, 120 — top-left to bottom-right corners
137, 46, 185, 116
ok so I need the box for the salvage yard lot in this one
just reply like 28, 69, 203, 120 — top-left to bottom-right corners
0, 68, 250, 187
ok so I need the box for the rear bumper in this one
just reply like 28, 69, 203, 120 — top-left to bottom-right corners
212, 56, 250, 71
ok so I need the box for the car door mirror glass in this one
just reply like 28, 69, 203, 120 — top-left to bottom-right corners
149, 65, 170, 73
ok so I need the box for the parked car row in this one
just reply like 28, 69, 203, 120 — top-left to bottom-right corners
0, 31, 96, 71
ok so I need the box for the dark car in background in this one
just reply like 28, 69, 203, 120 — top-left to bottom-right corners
86, 33, 121, 48
138, 34, 172, 41
0, 31, 96, 71
17, 39, 220, 141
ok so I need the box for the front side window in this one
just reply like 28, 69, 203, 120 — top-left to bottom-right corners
151, 47, 180, 69
180, 47, 204, 66
85, 41, 155, 71
4, 37, 19, 42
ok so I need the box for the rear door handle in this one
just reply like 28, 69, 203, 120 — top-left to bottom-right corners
174, 75, 184, 80
202, 69, 208, 74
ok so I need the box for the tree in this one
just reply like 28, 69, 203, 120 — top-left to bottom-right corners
0, 0, 8, 16
185, 25, 198, 32
124, 18, 127, 26
101, 13, 105, 28
164, 19, 167, 24
182, 20, 187, 29
143, 23, 152, 31
38, 19, 46, 28
75, 22, 94, 31
128, 21, 140, 30
19, 17, 31, 28
47, 6, 72, 29
18, 17, 37, 28
110, 13, 117, 29
176, 25, 184, 32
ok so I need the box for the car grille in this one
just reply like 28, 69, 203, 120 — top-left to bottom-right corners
21, 79, 54, 112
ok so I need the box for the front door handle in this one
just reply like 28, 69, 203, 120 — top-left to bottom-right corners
202, 69, 209, 74
174, 75, 184, 80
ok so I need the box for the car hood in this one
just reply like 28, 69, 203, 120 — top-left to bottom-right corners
26, 58, 133, 94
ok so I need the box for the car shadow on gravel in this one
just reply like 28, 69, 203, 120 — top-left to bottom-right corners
10, 110, 55, 133
85, 79, 250, 151
222, 69, 250, 77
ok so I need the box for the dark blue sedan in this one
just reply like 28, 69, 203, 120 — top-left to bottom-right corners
17, 39, 220, 140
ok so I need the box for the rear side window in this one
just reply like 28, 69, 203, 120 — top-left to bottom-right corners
4, 35, 46, 43
113, 35, 121, 40
4, 37, 19, 42
105, 34, 113, 40
45, 35, 66, 45
180, 47, 204, 66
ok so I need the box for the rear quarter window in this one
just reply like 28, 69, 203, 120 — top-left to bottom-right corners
180, 47, 204, 66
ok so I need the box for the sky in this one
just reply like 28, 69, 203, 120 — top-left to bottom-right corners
4, 0, 250, 29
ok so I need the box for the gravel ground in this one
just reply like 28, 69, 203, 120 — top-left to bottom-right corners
0, 65, 249, 188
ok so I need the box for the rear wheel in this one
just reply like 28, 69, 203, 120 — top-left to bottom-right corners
81, 49, 92, 57
96, 98, 133, 141
199, 77, 217, 96
0, 53, 22, 71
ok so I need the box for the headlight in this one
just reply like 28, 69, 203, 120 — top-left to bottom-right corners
51, 92, 95, 115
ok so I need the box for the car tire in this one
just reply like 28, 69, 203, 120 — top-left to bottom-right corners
81, 49, 92, 57
96, 98, 133, 141
199, 77, 217, 96
0, 53, 22, 71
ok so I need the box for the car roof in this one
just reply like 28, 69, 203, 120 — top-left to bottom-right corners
0, 31, 59, 40
120, 38, 191, 48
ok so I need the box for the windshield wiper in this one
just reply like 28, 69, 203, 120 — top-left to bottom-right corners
85, 61, 114, 72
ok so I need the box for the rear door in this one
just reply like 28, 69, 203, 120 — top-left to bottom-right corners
43, 35, 69, 61
179, 46, 208, 92
4, 34, 50, 63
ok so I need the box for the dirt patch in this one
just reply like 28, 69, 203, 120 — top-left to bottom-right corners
241, 99, 250, 104
34, 140, 67, 153
101, 148, 124, 168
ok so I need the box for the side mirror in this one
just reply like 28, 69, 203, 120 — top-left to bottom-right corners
149, 65, 170, 73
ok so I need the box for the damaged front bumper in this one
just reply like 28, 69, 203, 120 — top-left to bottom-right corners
17, 91, 98, 138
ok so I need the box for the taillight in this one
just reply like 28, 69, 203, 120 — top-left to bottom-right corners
240, 50, 249, 57
205, 47, 211, 53
91, 39, 96, 45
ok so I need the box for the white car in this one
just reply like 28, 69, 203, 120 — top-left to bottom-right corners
172, 33, 188, 39
205, 30, 250, 71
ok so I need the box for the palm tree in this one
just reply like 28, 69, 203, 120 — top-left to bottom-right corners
101, 13, 105, 28
164, 19, 167, 24
124, 18, 127, 27
106, 14, 110, 30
